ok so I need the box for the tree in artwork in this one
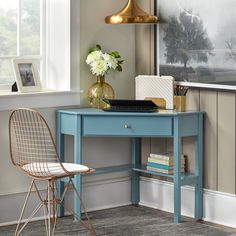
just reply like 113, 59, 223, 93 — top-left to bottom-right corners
226, 35, 236, 63
163, 11, 213, 71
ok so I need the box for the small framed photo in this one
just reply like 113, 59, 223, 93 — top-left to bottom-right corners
12, 59, 42, 92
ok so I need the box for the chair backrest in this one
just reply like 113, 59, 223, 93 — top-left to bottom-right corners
9, 108, 64, 178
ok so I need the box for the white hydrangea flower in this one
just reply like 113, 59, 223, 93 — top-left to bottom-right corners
90, 59, 108, 76
86, 50, 103, 65
103, 53, 118, 70
86, 46, 122, 77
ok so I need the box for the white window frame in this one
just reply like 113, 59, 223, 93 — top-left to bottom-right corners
0, 0, 43, 89
45, 0, 71, 91
0, 0, 81, 110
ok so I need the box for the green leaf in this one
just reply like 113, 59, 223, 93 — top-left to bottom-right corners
96, 44, 102, 50
111, 51, 121, 58
118, 60, 124, 64
89, 44, 102, 53
89, 47, 98, 53
117, 65, 122, 72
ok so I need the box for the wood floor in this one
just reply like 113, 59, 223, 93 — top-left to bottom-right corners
1, 206, 236, 236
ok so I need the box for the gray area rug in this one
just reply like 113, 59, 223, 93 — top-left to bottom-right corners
1, 206, 236, 236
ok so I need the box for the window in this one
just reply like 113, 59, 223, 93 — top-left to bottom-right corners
0, 0, 43, 87
0, 0, 76, 111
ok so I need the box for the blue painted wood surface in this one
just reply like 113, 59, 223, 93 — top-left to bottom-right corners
73, 115, 82, 221
56, 108, 204, 223
56, 111, 65, 216
83, 116, 172, 136
173, 116, 181, 223
131, 138, 140, 205
194, 113, 203, 220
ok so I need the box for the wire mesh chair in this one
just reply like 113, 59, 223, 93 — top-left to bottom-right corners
9, 108, 96, 236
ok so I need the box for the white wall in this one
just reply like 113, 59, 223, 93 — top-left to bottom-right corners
78, 0, 136, 182
0, 0, 136, 224
0, 108, 57, 224
79, 0, 136, 104
0, 108, 56, 195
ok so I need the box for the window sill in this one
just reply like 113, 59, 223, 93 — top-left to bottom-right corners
0, 89, 82, 111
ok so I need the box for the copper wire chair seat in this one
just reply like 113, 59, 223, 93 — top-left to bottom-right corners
9, 108, 96, 236
22, 162, 93, 178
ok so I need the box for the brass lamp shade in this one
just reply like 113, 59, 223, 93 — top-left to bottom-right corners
105, 0, 158, 24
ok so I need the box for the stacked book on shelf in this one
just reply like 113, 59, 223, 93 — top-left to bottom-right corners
146, 153, 186, 175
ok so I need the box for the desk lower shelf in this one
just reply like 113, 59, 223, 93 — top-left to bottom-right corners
92, 165, 131, 175
132, 164, 198, 186
60, 165, 198, 187
88, 164, 198, 186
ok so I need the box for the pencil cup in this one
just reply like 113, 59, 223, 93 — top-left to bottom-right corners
174, 96, 186, 112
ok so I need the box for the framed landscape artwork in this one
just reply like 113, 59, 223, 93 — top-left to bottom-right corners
156, 0, 236, 90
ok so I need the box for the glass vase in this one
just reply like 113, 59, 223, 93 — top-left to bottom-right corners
88, 76, 115, 109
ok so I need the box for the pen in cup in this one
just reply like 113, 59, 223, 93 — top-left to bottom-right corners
174, 84, 189, 112
174, 85, 189, 96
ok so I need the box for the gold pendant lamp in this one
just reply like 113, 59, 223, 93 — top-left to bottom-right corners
105, 0, 158, 24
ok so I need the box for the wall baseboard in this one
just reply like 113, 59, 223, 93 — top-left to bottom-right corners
140, 176, 236, 228
1, 176, 236, 229
0, 177, 131, 227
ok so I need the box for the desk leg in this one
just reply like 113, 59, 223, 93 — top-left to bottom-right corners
131, 138, 140, 205
74, 118, 82, 220
174, 117, 181, 223
56, 113, 65, 217
195, 114, 203, 220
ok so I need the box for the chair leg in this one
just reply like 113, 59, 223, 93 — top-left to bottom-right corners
15, 178, 96, 236
44, 180, 59, 236
52, 180, 56, 224
15, 179, 44, 236
51, 179, 71, 235
69, 177, 96, 236
17, 202, 43, 236
15, 179, 56, 236
44, 179, 71, 236
48, 180, 51, 236
47, 180, 58, 236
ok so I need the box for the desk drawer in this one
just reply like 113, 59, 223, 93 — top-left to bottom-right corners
83, 116, 172, 136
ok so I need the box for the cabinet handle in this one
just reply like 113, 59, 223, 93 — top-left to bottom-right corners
124, 124, 131, 129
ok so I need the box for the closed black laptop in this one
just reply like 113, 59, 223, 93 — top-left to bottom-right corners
102, 99, 158, 112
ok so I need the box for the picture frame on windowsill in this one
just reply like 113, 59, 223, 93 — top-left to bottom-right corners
12, 59, 42, 93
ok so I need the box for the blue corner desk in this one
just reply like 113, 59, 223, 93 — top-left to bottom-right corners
56, 108, 203, 223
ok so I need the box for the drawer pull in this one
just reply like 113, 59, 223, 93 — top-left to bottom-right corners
124, 124, 131, 129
